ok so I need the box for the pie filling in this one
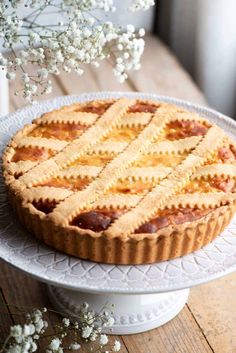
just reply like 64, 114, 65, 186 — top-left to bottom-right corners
135, 208, 211, 234
128, 102, 158, 113
165, 120, 209, 140
183, 177, 236, 193
218, 146, 236, 162
32, 200, 58, 214
103, 126, 143, 142
70, 209, 124, 231
109, 180, 155, 195
37, 177, 90, 191
70, 207, 211, 233
134, 153, 186, 167
72, 153, 114, 167
78, 101, 112, 114
30, 123, 87, 141
12, 147, 54, 162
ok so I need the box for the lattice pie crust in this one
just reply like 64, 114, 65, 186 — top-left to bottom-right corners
3, 98, 236, 264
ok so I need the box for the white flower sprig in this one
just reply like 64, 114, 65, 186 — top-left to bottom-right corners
0, 303, 121, 353
0, 0, 155, 102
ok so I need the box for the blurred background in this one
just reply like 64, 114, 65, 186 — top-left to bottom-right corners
155, 0, 236, 118
1, 0, 235, 118
124, 0, 236, 118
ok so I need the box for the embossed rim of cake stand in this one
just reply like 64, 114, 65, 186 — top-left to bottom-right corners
1, 92, 236, 295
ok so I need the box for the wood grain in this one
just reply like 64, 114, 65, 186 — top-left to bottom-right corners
121, 306, 214, 353
189, 274, 236, 353
1, 35, 235, 353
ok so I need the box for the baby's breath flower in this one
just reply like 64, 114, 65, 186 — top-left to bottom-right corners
15, 57, 22, 66
34, 319, 44, 333
106, 317, 115, 326
1, 0, 152, 102
2, 303, 120, 353
37, 68, 48, 79
49, 338, 61, 351
22, 324, 35, 336
0, 57, 8, 66
81, 326, 93, 339
139, 28, 145, 37
69, 343, 81, 350
45, 84, 52, 94
22, 73, 30, 83
100, 334, 108, 345
113, 340, 121, 352
130, 0, 155, 11
29, 31, 40, 42
127, 24, 135, 33
62, 318, 70, 328
10, 325, 23, 339
31, 341, 37, 352
6, 71, 16, 80
19, 50, 28, 58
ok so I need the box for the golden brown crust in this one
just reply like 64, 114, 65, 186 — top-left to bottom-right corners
8, 191, 236, 264
2, 97, 236, 264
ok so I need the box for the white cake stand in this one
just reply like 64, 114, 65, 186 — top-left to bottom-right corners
1, 92, 236, 335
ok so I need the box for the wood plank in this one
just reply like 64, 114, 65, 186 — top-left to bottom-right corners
189, 274, 236, 353
56, 60, 132, 95
122, 306, 213, 353
0, 260, 129, 353
0, 286, 14, 343
0, 261, 213, 353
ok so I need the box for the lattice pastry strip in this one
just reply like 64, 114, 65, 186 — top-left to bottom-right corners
30, 147, 235, 213
22, 186, 73, 202
6, 160, 38, 176
16, 98, 134, 187
170, 111, 209, 123
49, 105, 175, 224
31, 141, 191, 191
41, 165, 172, 184
16, 137, 68, 151
105, 126, 226, 237
12, 116, 203, 188
192, 164, 236, 179
34, 111, 98, 126
23, 105, 211, 218
23, 187, 142, 211
164, 192, 236, 210
31, 136, 197, 188
147, 136, 202, 155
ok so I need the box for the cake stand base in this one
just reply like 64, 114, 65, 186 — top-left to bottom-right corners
48, 285, 189, 334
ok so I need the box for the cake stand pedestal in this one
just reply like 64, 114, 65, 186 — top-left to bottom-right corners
1, 92, 236, 335
48, 286, 189, 334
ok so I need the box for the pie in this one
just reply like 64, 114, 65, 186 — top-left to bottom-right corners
2, 98, 236, 264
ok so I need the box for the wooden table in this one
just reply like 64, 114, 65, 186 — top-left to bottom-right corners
1, 36, 236, 353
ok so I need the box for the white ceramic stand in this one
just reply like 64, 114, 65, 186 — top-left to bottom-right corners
48, 285, 189, 334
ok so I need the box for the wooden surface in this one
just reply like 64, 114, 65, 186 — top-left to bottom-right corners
1, 36, 236, 352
